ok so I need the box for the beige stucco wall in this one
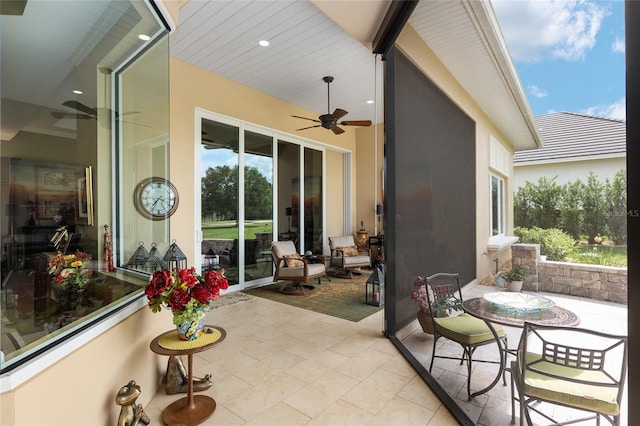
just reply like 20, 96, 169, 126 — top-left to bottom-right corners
0, 304, 172, 425
396, 26, 517, 283
514, 157, 626, 189
169, 58, 367, 262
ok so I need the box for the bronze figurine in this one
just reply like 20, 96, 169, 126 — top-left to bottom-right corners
115, 380, 150, 426
164, 355, 213, 395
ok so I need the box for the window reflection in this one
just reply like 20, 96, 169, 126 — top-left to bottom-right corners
0, 0, 167, 372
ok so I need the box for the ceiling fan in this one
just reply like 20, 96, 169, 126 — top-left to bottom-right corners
291, 76, 372, 135
50, 66, 144, 127
51, 100, 139, 121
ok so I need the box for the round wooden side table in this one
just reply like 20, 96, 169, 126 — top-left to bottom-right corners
150, 325, 226, 426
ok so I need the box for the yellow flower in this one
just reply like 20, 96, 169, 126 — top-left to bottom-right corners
71, 260, 83, 267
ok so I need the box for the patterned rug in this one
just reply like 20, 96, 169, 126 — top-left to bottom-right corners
244, 270, 383, 322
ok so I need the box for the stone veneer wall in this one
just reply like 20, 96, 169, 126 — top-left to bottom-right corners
511, 244, 628, 305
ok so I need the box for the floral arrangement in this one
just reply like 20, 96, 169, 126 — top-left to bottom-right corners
411, 276, 457, 317
48, 252, 92, 287
145, 267, 229, 325
411, 276, 431, 312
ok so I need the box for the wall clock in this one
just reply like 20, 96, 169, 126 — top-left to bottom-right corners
133, 177, 179, 220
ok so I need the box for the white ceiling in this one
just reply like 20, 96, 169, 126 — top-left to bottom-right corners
170, 0, 387, 126
170, 0, 540, 148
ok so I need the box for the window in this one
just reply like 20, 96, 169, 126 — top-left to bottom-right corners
490, 174, 505, 236
0, 0, 169, 374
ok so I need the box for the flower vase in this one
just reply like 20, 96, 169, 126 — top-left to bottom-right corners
175, 316, 206, 341
416, 309, 434, 335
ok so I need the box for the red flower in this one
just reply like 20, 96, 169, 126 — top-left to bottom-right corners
145, 269, 172, 298
144, 266, 229, 322
178, 267, 198, 288
168, 287, 190, 311
191, 284, 213, 304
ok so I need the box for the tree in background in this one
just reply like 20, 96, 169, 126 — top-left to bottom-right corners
581, 172, 607, 244
559, 180, 583, 240
201, 165, 272, 221
604, 170, 627, 245
514, 170, 627, 245
513, 176, 562, 229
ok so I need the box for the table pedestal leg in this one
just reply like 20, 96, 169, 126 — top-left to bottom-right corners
469, 320, 506, 399
161, 353, 216, 425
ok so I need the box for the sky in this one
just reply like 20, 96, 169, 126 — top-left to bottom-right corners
492, 0, 626, 120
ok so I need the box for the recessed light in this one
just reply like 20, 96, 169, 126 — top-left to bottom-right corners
366, 100, 374, 104
258, 40, 270, 47
138, 34, 151, 41
73, 90, 83, 95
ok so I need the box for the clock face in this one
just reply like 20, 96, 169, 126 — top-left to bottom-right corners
134, 177, 179, 220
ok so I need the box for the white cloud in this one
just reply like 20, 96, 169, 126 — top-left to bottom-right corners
612, 37, 625, 53
582, 98, 626, 120
493, 0, 608, 62
528, 84, 548, 98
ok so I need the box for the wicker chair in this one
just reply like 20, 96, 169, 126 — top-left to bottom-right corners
511, 321, 628, 425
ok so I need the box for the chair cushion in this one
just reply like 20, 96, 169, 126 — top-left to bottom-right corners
329, 236, 355, 249
277, 263, 325, 278
283, 253, 304, 267
338, 245, 358, 257
342, 255, 370, 267
433, 313, 505, 345
271, 240, 297, 258
522, 352, 620, 415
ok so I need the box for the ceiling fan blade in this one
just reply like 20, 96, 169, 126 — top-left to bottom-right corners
332, 108, 348, 120
62, 100, 97, 116
118, 111, 141, 117
291, 115, 321, 123
51, 111, 93, 120
296, 124, 322, 131
330, 125, 345, 135
340, 120, 372, 127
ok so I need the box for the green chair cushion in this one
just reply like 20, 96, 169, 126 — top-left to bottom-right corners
522, 352, 620, 415
433, 313, 505, 345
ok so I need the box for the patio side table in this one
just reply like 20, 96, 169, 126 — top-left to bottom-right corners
150, 325, 226, 426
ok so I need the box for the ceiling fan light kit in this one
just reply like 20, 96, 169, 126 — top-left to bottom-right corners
291, 76, 372, 135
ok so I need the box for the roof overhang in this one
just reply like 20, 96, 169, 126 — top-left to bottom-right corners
408, 0, 542, 150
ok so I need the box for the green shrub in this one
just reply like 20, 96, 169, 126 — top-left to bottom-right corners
514, 227, 576, 261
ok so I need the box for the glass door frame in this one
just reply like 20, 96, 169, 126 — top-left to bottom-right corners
194, 109, 333, 292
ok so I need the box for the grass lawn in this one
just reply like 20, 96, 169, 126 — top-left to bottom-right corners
570, 245, 627, 267
202, 220, 272, 239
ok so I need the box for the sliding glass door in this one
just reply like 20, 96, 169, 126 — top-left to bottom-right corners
199, 112, 327, 290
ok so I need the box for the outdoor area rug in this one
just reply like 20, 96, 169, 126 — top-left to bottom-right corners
243, 270, 382, 322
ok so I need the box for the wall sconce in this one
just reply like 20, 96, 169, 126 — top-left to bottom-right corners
376, 204, 384, 235
285, 207, 293, 232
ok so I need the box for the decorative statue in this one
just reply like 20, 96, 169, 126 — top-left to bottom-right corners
115, 380, 150, 426
164, 355, 213, 395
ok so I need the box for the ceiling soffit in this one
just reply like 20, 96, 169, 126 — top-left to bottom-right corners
408, 0, 541, 150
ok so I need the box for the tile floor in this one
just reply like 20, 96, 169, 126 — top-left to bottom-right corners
144, 284, 628, 425
144, 293, 458, 425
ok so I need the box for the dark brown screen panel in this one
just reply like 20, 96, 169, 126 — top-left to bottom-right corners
385, 48, 476, 333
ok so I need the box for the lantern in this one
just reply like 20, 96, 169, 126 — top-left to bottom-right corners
365, 264, 385, 307
204, 248, 219, 271
164, 240, 187, 272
